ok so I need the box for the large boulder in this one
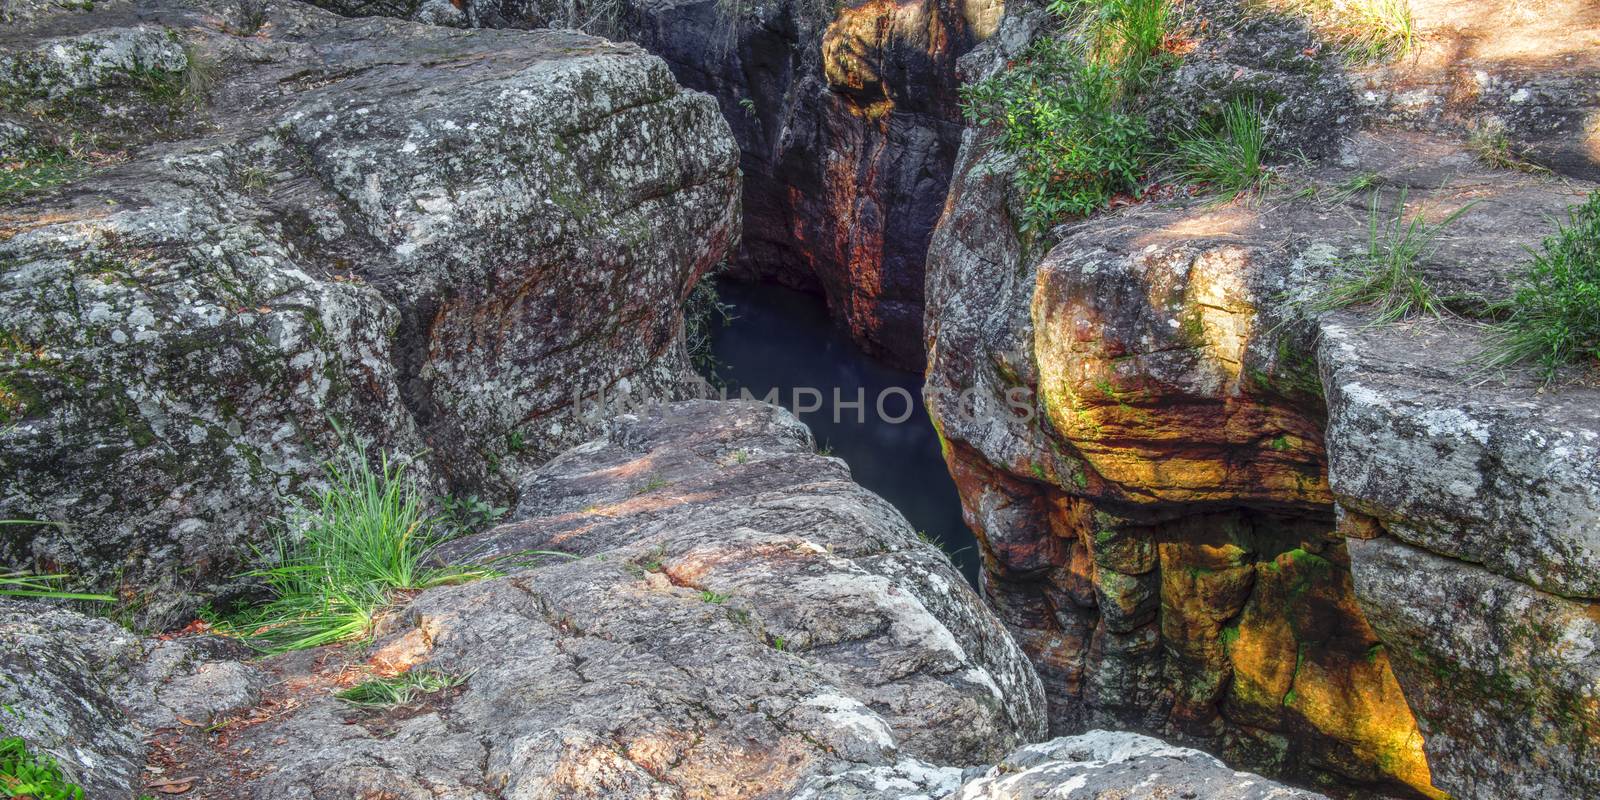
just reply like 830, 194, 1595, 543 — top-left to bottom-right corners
0, 400, 1050, 799
0, 0, 739, 623
799, 730, 1327, 799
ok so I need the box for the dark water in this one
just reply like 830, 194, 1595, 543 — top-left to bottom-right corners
703, 279, 981, 586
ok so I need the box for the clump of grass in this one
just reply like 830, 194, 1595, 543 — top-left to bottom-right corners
1340, 0, 1417, 62
335, 669, 465, 709
1169, 98, 1273, 202
960, 0, 1174, 232
227, 449, 492, 653
0, 724, 84, 800
1479, 190, 1600, 382
1316, 190, 1475, 324
1258, 0, 1417, 63
1467, 125, 1548, 174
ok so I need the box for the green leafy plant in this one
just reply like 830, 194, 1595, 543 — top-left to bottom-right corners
227, 449, 493, 653
0, 723, 84, 800
335, 669, 465, 709
961, 0, 1174, 232
699, 590, 730, 604
436, 494, 507, 536
1316, 190, 1475, 324
1479, 190, 1600, 381
1169, 97, 1273, 202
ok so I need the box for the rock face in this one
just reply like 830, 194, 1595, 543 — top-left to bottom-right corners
0, 0, 739, 622
320, 0, 1005, 368
0, 400, 1053, 799
923, 0, 1599, 797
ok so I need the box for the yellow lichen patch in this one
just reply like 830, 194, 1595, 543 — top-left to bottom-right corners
1224, 545, 1440, 797
1289, 646, 1441, 797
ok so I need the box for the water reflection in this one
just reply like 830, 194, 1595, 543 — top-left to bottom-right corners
703, 279, 981, 586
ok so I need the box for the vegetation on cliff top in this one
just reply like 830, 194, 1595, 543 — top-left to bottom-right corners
1482, 189, 1600, 381
958, 0, 1171, 231
959, 0, 1277, 232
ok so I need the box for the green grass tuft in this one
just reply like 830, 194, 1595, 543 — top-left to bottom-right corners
1479, 190, 1600, 382
1315, 190, 1475, 325
1169, 97, 1273, 202
225, 448, 493, 653
0, 724, 84, 800
335, 669, 465, 709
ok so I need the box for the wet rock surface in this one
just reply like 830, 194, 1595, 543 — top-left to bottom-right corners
0, 0, 739, 623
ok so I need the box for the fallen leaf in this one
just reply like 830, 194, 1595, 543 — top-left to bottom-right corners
147, 776, 197, 794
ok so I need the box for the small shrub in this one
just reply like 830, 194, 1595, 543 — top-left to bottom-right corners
1169, 98, 1273, 202
0, 724, 84, 800
1316, 190, 1475, 324
1467, 125, 1548, 174
1480, 190, 1600, 381
684, 276, 735, 380
960, 0, 1173, 232
228, 449, 493, 653
335, 669, 464, 709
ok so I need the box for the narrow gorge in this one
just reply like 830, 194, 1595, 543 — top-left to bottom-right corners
1, 0, 1596, 798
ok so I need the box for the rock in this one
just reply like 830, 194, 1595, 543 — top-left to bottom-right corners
946, 731, 1327, 799
923, 0, 1600, 794
1351, 0, 1600, 179
309, 0, 1006, 369
202, 400, 1047, 798
0, 0, 739, 623
1349, 536, 1600, 800
0, 599, 262, 799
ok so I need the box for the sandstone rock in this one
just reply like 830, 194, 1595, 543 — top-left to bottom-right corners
0, 0, 739, 623
1350, 536, 1600, 800
202, 400, 1046, 798
0, 599, 262, 799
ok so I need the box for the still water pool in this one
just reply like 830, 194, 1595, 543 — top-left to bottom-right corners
703, 279, 982, 586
